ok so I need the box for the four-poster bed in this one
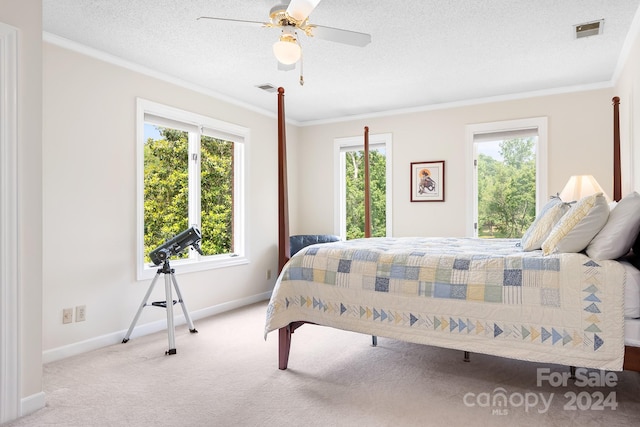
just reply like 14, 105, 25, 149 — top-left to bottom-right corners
266, 89, 640, 372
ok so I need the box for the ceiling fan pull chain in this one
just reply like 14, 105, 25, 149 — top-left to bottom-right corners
299, 50, 304, 86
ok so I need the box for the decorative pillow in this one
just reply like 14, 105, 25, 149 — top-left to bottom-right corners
520, 196, 570, 251
541, 193, 609, 255
586, 191, 640, 260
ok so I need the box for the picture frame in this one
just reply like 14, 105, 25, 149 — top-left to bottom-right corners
410, 160, 445, 202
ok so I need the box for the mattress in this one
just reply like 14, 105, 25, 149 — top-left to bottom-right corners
626, 318, 640, 347
622, 260, 640, 348
622, 260, 640, 318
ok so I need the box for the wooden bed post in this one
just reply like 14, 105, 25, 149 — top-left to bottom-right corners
275, 88, 313, 369
276, 87, 293, 370
612, 95, 640, 371
612, 96, 621, 202
278, 326, 292, 370
364, 126, 378, 347
614, 95, 640, 372
277, 87, 291, 273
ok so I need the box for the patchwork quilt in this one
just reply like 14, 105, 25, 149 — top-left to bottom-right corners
265, 237, 626, 370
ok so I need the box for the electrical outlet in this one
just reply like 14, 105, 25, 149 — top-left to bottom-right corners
76, 305, 86, 322
62, 308, 73, 324
266, 269, 272, 280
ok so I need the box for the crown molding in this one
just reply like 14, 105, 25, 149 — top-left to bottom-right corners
42, 32, 303, 126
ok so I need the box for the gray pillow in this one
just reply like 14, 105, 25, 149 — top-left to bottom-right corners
587, 191, 640, 260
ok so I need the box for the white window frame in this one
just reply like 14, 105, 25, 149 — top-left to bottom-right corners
333, 133, 393, 239
465, 117, 548, 237
136, 98, 248, 280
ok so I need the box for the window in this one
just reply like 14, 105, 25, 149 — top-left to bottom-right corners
137, 99, 247, 279
334, 133, 393, 239
466, 117, 548, 237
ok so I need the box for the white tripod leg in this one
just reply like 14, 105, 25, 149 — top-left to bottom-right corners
170, 273, 198, 333
122, 272, 161, 343
164, 270, 177, 355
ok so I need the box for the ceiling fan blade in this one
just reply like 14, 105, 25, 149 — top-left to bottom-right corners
286, 0, 322, 22
278, 62, 296, 72
197, 16, 268, 27
307, 25, 371, 47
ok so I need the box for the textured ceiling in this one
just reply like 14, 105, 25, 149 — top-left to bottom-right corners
43, 0, 640, 124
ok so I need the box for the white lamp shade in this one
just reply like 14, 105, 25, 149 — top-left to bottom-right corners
273, 39, 301, 65
559, 175, 610, 203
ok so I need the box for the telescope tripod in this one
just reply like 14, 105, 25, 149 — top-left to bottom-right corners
122, 259, 197, 354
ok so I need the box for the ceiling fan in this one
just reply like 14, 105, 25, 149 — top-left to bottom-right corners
197, 0, 371, 84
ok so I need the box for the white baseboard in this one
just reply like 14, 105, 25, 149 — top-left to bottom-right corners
42, 291, 272, 364
20, 391, 45, 418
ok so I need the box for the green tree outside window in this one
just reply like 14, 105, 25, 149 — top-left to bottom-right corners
344, 148, 386, 239
144, 127, 233, 262
477, 138, 536, 238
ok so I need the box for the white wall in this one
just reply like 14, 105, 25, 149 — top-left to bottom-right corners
42, 42, 298, 356
292, 89, 615, 237
0, 0, 43, 418
614, 10, 640, 192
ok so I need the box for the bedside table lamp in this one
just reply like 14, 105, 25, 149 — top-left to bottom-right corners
559, 175, 611, 203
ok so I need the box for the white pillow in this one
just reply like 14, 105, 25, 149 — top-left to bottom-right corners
586, 191, 640, 260
521, 197, 569, 251
542, 193, 609, 255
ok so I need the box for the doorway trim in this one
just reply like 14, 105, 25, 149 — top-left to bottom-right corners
0, 21, 20, 423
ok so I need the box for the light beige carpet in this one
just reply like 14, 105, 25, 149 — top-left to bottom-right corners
5, 302, 640, 426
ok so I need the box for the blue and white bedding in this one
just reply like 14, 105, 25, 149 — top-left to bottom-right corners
265, 237, 626, 370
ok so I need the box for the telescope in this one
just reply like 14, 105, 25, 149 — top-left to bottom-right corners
149, 226, 203, 266
126, 226, 201, 354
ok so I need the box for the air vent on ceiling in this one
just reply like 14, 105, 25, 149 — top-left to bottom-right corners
574, 19, 604, 39
256, 83, 277, 93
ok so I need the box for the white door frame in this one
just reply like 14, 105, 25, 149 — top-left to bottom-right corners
0, 21, 20, 423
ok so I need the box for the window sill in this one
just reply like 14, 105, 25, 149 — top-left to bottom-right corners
136, 254, 249, 281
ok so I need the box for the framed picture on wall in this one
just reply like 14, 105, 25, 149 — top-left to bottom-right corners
410, 160, 445, 202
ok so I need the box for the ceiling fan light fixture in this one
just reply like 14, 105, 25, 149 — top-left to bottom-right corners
273, 38, 301, 64
273, 29, 301, 65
